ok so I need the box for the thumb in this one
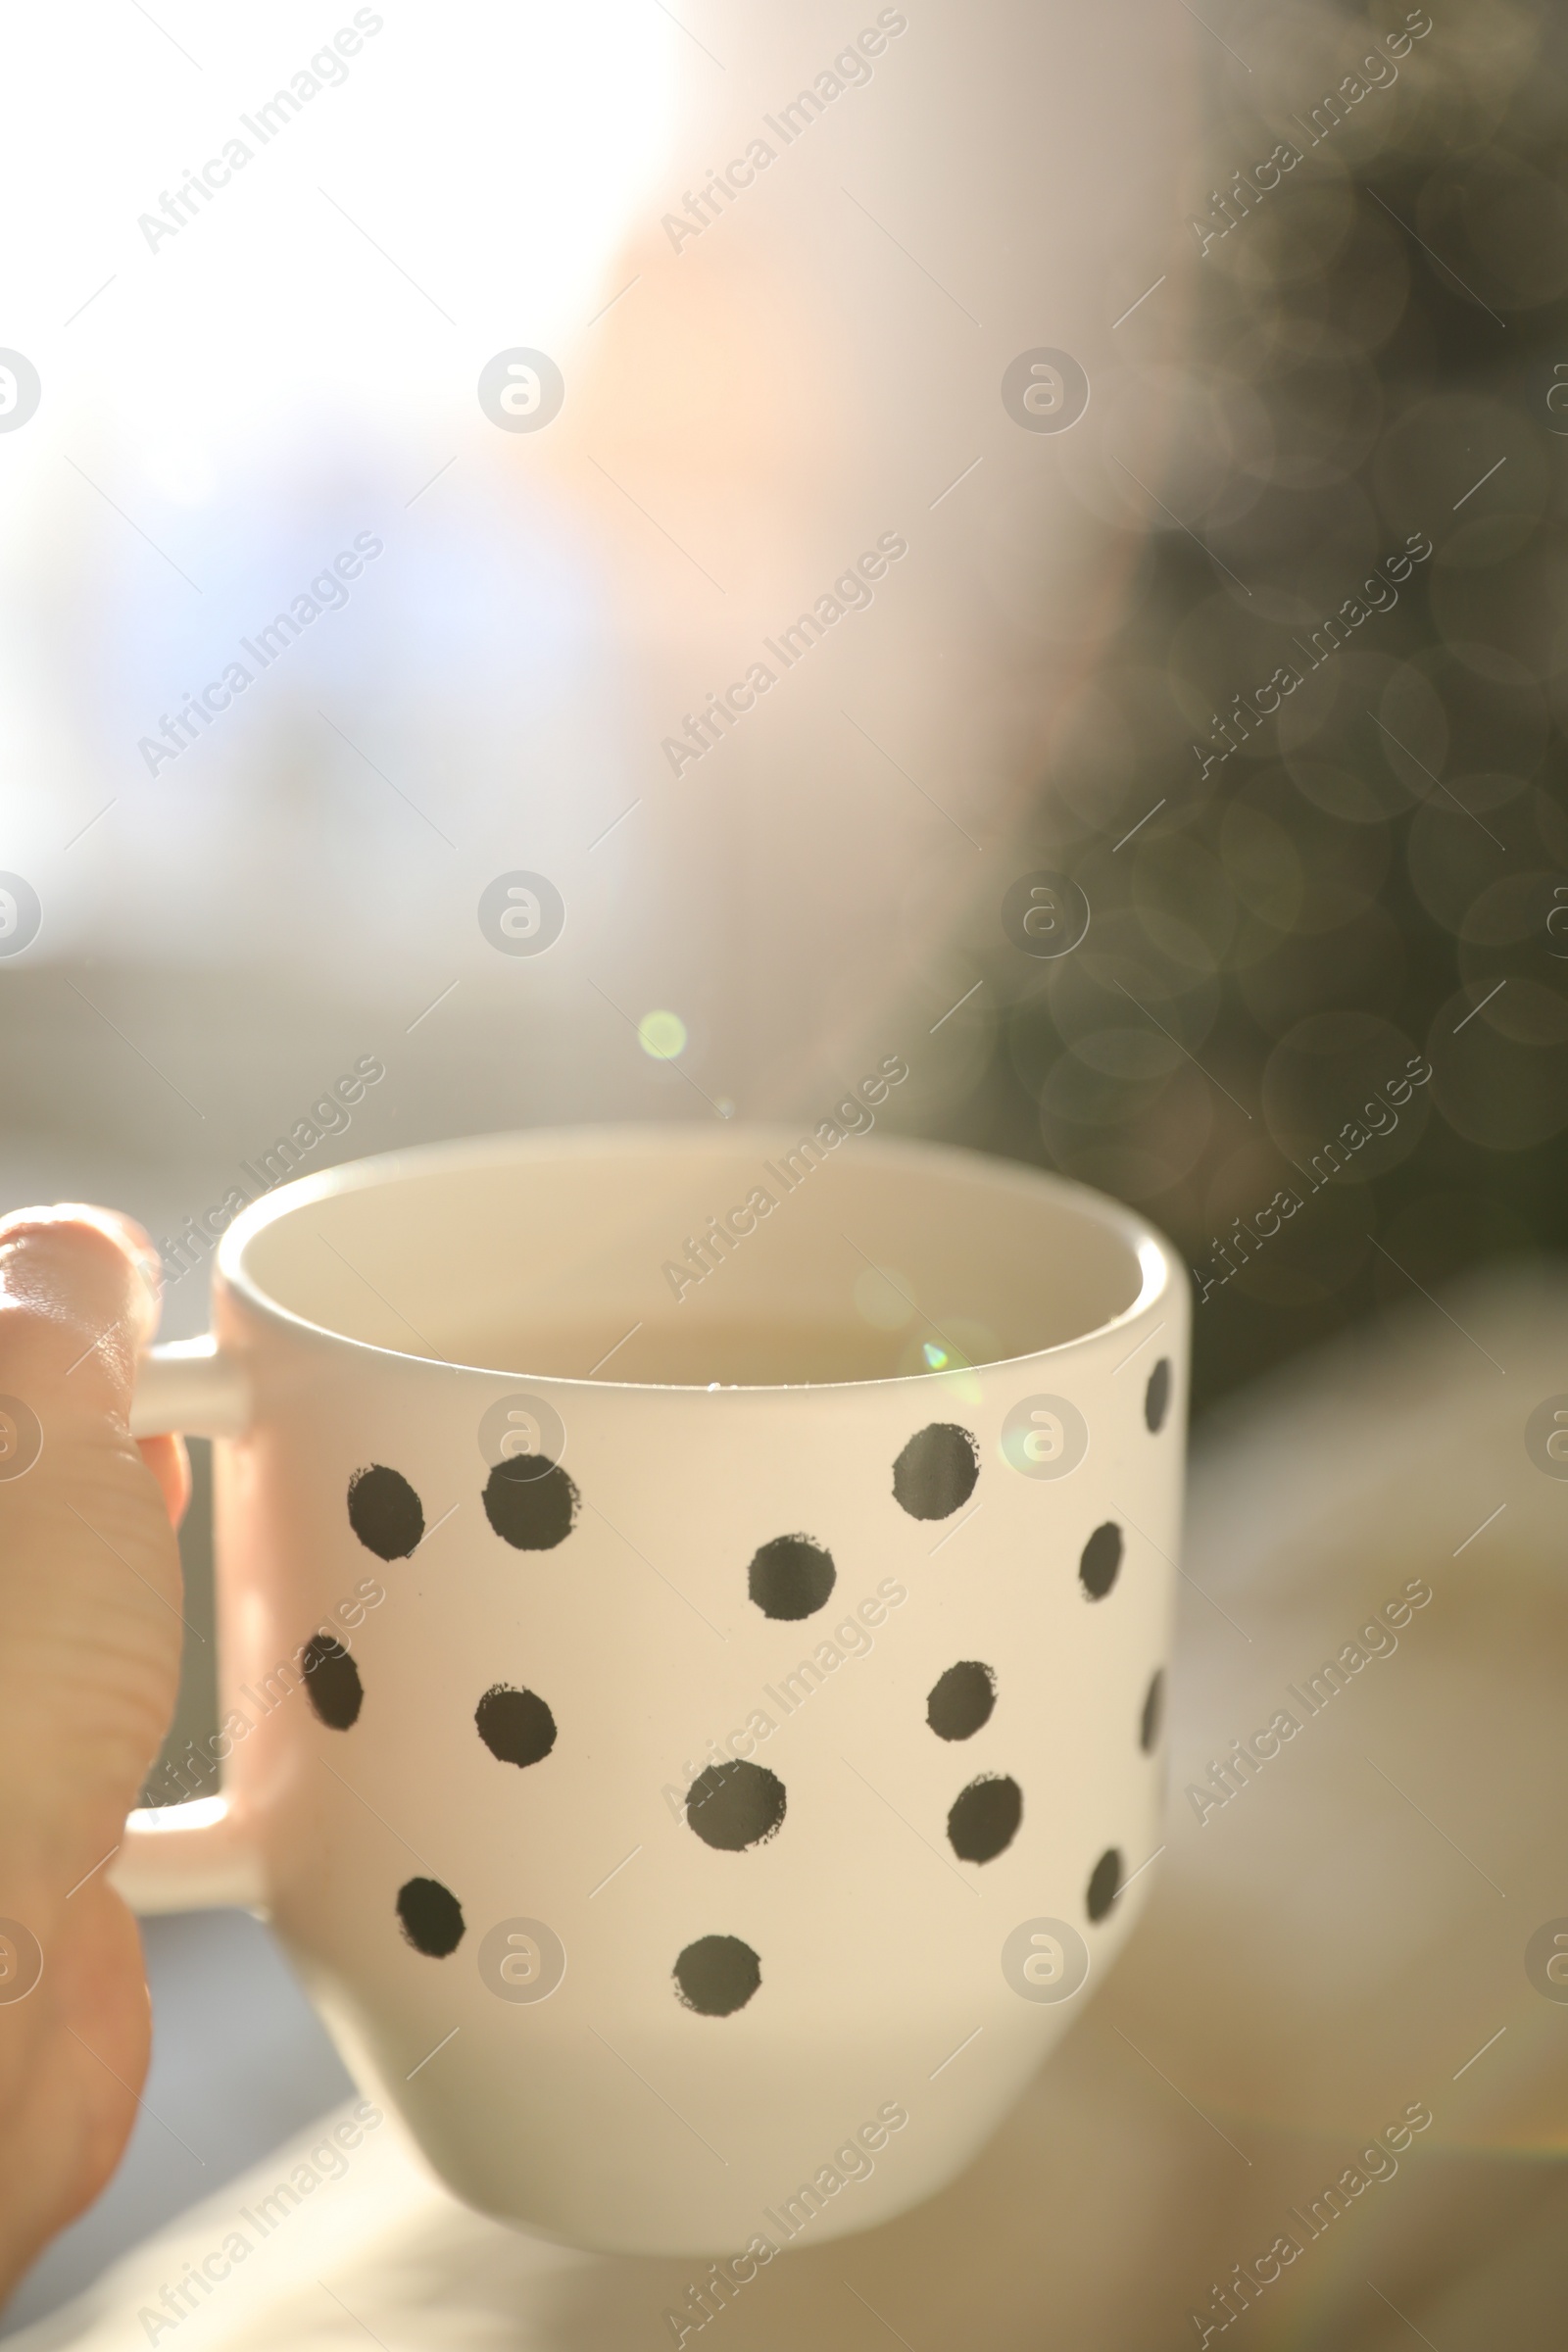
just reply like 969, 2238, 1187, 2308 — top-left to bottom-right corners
0, 1205, 162, 1423
0, 1209, 186, 1883
0, 1206, 189, 1522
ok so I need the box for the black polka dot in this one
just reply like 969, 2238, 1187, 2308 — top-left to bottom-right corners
686, 1759, 786, 1851
748, 1534, 836, 1620
475, 1684, 557, 1768
1080, 1522, 1123, 1600
347, 1464, 424, 1559
947, 1774, 1022, 1863
892, 1424, 980, 1521
1140, 1669, 1164, 1754
926, 1661, 997, 1741
482, 1456, 579, 1550
673, 1935, 760, 2016
302, 1633, 363, 1730
396, 1877, 465, 1957
1087, 1847, 1122, 1924
1145, 1358, 1171, 1434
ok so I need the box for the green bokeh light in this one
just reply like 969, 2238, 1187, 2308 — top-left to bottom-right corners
638, 1008, 687, 1061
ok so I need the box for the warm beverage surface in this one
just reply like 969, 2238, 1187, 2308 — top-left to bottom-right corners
439, 1319, 973, 1386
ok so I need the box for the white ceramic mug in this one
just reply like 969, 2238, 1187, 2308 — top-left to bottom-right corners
117, 1126, 1186, 2255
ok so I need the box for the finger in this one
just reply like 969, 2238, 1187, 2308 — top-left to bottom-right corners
0, 1209, 183, 1872
0, 1207, 162, 1426
137, 1432, 191, 1529
0, 1210, 194, 1527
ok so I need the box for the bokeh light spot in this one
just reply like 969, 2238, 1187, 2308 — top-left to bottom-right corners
638, 1009, 687, 1061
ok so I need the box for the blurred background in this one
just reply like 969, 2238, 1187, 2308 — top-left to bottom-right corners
4, 0, 1567, 2336
949, 0, 1568, 1414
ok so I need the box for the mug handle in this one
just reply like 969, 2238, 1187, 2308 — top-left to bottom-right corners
110, 1338, 267, 1916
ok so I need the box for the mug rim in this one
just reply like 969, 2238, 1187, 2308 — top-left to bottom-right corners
215, 1124, 1180, 1394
